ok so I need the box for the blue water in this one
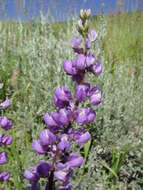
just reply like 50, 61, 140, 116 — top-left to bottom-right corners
0, 0, 141, 21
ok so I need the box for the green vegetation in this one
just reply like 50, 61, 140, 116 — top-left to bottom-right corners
0, 11, 143, 189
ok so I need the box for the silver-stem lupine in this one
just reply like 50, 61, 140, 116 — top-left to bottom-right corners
24, 9, 102, 190
0, 83, 13, 181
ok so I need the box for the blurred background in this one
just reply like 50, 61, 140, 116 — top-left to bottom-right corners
0, 0, 142, 21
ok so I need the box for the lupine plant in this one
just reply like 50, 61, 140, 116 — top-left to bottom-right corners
24, 9, 102, 190
0, 83, 13, 181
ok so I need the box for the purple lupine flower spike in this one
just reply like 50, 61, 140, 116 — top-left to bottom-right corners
24, 9, 102, 189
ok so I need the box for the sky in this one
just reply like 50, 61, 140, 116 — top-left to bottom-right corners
0, 0, 142, 21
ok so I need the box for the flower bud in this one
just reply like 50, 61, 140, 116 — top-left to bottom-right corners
80, 9, 85, 20
77, 19, 84, 33
86, 9, 91, 19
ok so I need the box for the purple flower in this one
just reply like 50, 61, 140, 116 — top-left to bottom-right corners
54, 170, 68, 182
72, 37, 83, 54
29, 183, 41, 190
0, 152, 7, 165
44, 113, 58, 127
64, 60, 73, 75
88, 30, 97, 42
91, 61, 102, 76
39, 129, 56, 146
58, 109, 72, 126
24, 10, 102, 190
66, 152, 83, 168
72, 37, 82, 49
64, 60, 78, 76
86, 52, 96, 67
54, 87, 72, 108
58, 183, 72, 190
72, 71, 85, 84
75, 83, 90, 102
89, 85, 102, 105
86, 108, 96, 123
74, 54, 86, 70
0, 134, 12, 145
37, 161, 51, 178
58, 135, 70, 152
74, 108, 96, 125
24, 166, 39, 183
0, 172, 10, 181
86, 38, 91, 49
75, 131, 91, 145
0, 116, 13, 130
32, 140, 48, 154
0, 96, 10, 109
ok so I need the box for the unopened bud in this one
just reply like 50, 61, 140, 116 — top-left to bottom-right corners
86, 9, 91, 19
77, 19, 84, 33
84, 20, 89, 32
80, 9, 84, 20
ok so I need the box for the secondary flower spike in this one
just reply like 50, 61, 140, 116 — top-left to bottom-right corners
24, 9, 102, 190
0, 89, 13, 182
